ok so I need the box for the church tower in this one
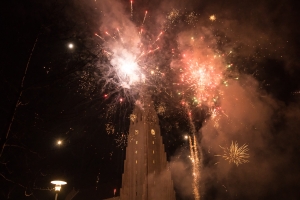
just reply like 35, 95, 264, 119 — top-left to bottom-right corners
119, 97, 176, 200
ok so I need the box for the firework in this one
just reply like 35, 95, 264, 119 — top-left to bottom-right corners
153, 31, 163, 44
105, 123, 115, 134
115, 132, 127, 149
216, 141, 250, 166
142, 11, 148, 26
209, 15, 216, 21
166, 8, 180, 22
95, 33, 105, 41
157, 103, 166, 115
189, 135, 201, 200
94, 4, 227, 111
116, 28, 123, 43
105, 31, 116, 41
185, 12, 199, 26
130, 0, 133, 18
163, 8, 180, 31
93, 4, 169, 107
185, 105, 201, 200
179, 53, 224, 107
95, 26, 143, 104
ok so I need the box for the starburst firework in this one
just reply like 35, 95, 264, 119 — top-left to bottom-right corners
217, 141, 250, 166
209, 15, 216, 21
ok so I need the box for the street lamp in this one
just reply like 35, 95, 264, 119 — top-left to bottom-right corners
51, 180, 67, 200
68, 43, 74, 49
57, 140, 62, 145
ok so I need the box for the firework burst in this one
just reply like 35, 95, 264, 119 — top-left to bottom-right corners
216, 141, 250, 166
209, 15, 216, 21
180, 56, 223, 107
94, 17, 162, 106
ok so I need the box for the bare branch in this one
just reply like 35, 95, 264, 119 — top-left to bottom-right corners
0, 173, 26, 189
1, 35, 39, 158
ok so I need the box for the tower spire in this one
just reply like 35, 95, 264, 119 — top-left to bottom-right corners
119, 95, 176, 200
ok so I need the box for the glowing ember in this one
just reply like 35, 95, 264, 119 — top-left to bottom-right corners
209, 15, 216, 21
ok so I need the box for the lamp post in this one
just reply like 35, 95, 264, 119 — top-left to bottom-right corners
51, 180, 67, 200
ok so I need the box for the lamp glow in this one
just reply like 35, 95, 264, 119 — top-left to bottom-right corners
51, 180, 67, 192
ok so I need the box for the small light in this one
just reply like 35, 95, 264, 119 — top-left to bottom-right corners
209, 15, 216, 21
57, 140, 62, 145
55, 185, 61, 191
68, 43, 74, 49
51, 180, 67, 192
184, 135, 188, 140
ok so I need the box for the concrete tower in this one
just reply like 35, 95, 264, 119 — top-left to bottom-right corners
119, 97, 176, 200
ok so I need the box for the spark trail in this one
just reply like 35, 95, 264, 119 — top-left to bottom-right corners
130, 1, 133, 18
189, 135, 201, 200
185, 105, 201, 200
142, 11, 148, 26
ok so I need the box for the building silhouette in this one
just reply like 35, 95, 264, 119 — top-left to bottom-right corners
114, 97, 176, 200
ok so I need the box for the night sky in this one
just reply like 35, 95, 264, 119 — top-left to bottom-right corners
1, 0, 300, 199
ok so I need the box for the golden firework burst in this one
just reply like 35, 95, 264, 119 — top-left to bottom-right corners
209, 15, 216, 21
217, 141, 250, 166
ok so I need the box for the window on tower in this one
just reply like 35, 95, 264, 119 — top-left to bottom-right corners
130, 114, 136, 122
136, 141, 138, 144
151, 129, 155, 135
135, 130, 139, 135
